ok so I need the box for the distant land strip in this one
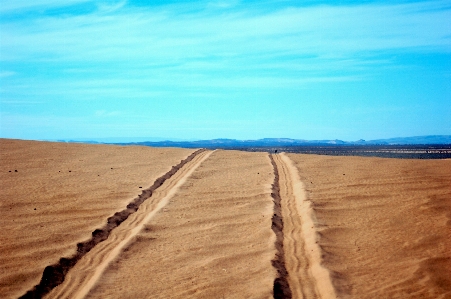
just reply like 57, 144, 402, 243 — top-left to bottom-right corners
142, 144, 451, 159
55, 136, 451, 159
244, 145, 451, 159
19, 149, 206, 299
61, 135, 451, 147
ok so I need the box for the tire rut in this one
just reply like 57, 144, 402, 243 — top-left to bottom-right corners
50, 149, 213, 299
271, 153, 336, 299
19, 149, 207, 299
269, 154, 292, 299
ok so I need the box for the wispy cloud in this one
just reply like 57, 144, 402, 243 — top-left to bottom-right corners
0, 71, 16, 78
0, 100, 44, 105
1, 0, 450, 140
2, 0, 450, 90
94, 110, 121, 117
2, 1, 450, 64
0, 0, 90, 13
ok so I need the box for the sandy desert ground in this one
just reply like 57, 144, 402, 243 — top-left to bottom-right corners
1, 139, 450, 299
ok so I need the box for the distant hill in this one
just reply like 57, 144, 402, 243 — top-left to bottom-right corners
59, 137, 186, 143
110, 135, 451, 148
360, 135, 451, 145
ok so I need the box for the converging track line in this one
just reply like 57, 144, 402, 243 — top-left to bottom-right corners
269, 154, 293, 299
20, 149, 211, 299
271, 153, 336, 299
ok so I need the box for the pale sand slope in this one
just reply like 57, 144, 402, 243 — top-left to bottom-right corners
0, 139, 194, 298
288, 154, 451, 299
84, 150, 276, 299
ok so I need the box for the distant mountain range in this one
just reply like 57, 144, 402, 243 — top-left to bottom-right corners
92, 135, 451, 148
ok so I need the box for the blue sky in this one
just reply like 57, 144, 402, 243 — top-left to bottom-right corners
1, 0, 450, 141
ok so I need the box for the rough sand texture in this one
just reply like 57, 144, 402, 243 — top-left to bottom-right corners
288, 154, 451, 299
2, 139, 450, 299
273, 153, 336, 299
46, 150, 213, 299
0, 139, 194, 298
84, 150, 276, 299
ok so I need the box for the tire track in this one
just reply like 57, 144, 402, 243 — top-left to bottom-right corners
47, 149, 213, 299
269, 154, 292, 299
271, 153, 336, 299
19, 149, 209, 299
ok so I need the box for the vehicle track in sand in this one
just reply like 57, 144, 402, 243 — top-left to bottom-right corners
271, 153, 336, 299
47, 149, 213, 299
269, 154, 292, 299
20, 149, 211, 299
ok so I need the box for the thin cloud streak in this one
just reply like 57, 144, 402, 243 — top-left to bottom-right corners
2, 0, 450, 98
0, 71, 17, 77
1, 0, 450, 140
2, 1, 450, 64
0, 0, 90, 13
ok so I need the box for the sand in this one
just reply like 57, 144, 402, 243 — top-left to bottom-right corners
272, 153, 336, 299
80, 150, 276, 299
46, 150, 215, 299
288, 153, 451, 299
0, 139, 194, 298
1, 139, 450, 299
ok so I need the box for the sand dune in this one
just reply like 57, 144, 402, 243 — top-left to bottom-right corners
1, 139, 450, 299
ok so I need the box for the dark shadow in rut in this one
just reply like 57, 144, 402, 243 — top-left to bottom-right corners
19, 149, 206, 299
269, 154, 292, 299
